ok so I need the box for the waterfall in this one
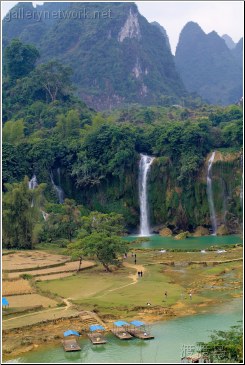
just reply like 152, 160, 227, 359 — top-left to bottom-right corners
28, 175, 48, 219
41, 210, 49, 221
139, 154, 155, 236
207, 152, 217, 235
50, 170, 64, 204
28, 175, 38, 190
28, 175, 38, 207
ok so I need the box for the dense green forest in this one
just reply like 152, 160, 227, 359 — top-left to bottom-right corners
2, 40, 243, 249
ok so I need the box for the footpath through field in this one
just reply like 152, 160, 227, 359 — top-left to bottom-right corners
2, 260, 147, 330
97, 261, 147, 298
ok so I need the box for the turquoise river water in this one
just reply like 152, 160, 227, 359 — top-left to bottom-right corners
126, 234, 242, 250
4, 298, 242, 363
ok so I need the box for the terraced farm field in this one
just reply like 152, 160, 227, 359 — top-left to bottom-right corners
2, 250, 96, 313
4, 294, 58, 308
2, 279, 34, 296
3, 251, 69, 271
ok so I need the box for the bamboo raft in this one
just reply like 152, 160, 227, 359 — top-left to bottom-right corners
110, 328, 133, 340
62, 338, 81, 352
128, 320, 154, 340
87, 332, 107, 345
127, 328, 154, 340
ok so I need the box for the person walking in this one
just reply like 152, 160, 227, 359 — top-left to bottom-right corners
164, 291, 168, 299
140, 271, 143, 277
189, 291, 192, 300
134, 258, 137, 265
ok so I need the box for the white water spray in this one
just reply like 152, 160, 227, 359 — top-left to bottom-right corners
139, 154, 155, 236
207, 152, 217, 235
28, 175, 38, 190
50, 170, 64, 204
28, 175, 38, 207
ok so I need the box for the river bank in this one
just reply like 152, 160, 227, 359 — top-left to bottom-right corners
2, 247, 243, 361
2, 288, 242, 361
3, 297, 243, 363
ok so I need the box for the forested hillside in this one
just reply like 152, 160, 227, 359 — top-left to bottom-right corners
2, 39, 243, 248
3, 2, 186, 110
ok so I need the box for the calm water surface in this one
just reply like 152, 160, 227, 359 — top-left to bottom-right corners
5, 298, 242, 363
125, 234, 242, 250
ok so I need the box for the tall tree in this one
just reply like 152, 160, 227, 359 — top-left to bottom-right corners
2, 177, 43, 249
60, 199, 81, 242
67, 212, 127, 271
32, 61, 73, 103
198, 324, 243, 363
4, 38, 39, 80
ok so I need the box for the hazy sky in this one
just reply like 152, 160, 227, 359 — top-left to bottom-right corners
1, 1, 244, 53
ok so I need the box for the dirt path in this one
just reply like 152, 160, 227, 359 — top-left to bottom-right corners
123, 261, 146, 283
3, 261, 147, 328
97, 261, 147, 297
63, 298, 72, 311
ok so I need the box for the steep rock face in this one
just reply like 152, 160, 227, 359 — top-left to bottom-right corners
148, 150, 242, 233
232, 38, 243, 69
3, 2, 186, 110
44, 150, 242, 233
151, 21, 171, 52
175, 22, 242, 105
118, 8, 141, 42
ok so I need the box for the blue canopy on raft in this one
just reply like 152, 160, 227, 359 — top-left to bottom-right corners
130, 320, 145, 327
2, 297, 9, 306
63, 330, 80, 337
90, 325, 105, 332
113, 321, 129, 327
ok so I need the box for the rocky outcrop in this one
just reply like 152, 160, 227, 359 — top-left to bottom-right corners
174, 231, 190, 240
216, 224, 229, 236
118, 8, 141, 42
193, 226, 209, 237
159, 227, 172, 236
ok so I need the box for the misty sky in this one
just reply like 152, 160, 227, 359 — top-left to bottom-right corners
1, 1, 244, 53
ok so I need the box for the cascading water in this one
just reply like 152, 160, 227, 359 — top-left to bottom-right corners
139, 154, 155, 236
41, 210, 49, 221
28, 175, 38, 190
28, 175, 38, 207
207, 152, 217, 235
28, 175, 48, 220
50, 170, 64, 204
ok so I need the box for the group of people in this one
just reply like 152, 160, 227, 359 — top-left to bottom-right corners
124, 252, 137, 264
138, 271, 143, 277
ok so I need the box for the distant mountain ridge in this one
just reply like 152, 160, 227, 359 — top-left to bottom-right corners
3, 2, 186, 110
222, 34, 236, 49
175, 22, 243, 105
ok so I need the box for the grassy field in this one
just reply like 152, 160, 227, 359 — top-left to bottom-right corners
2, 247, 243, 328
36, 249, 242, 319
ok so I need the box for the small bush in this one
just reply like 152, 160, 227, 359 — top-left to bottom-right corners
20, 273, 33, 280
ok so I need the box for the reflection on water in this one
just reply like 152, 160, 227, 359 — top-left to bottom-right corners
4, 299, 242, 364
